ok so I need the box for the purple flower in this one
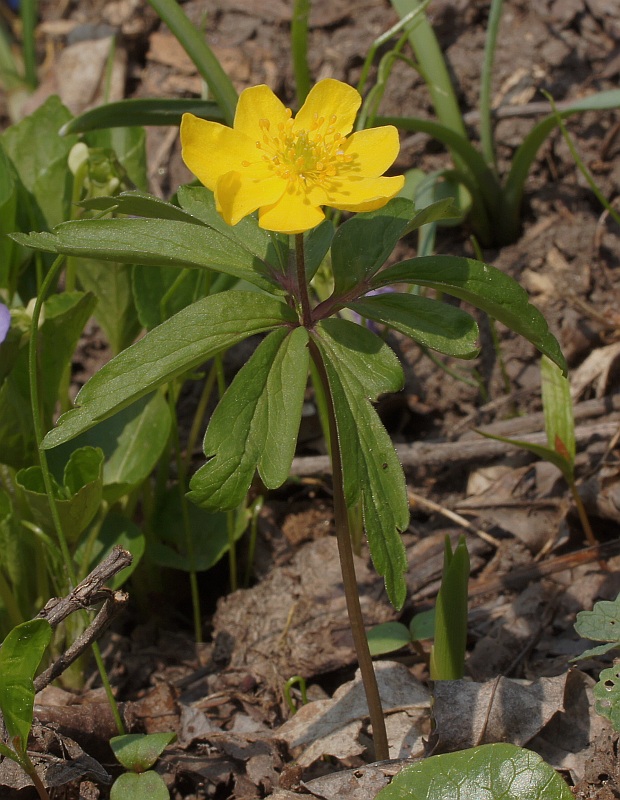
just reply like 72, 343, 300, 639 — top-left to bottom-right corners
0, 303, 10, 344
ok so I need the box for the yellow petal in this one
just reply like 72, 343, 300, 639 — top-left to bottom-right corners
233, 84, 290, 139
258, 188, 326, 234
215, 171, 286, 226
340, 126, 401, 178
324, 175, 405, 211
294, 79, 361, 137
180, 113, 257, 190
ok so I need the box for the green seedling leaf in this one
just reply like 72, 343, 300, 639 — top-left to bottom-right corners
375, 742, 573, 799
189, 326, 309, 510
348, 292, 479, 359
430, 535, 469, 680
372, 255, 567, 374
367, 621, 411, 656
541, 355, 575, 468
110, 770, 170, 800
12, 217, 281, 294
594, 665, 620, 732
41, 292, 296, 448
0, 618, 52, 752
110, 732, 176, 771
149, 488, 240, 572
312, 318, 408, 609
574, 593, 620, 644
331, 197, 415, 295
410, 608, 435, 641
17, 446, 104, 543
1, 95, 78, 228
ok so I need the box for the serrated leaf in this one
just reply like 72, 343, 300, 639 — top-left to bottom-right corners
574, 594, 620, 643
594, 665, 620, 732
177, 186, 289, 276
12, 217, 281, 293
312, 318, 408, 609
372, 256, 567, 374
348, 292, 479, 359
41, 291, 296, 448
0, 619, 52, 752
541, 355, 575, 465
367, 621, 411, 656
375, 742, 573, 799
331, 197, 415, 295
110, 732, 176, 771
189, 326, 309, 510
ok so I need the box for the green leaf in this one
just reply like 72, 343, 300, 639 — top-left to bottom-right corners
410, 608, 435, 641
574, 593, 620, 643
41, 291, 296, 448
60, 98, 225, 136
331, 197, 415, 295
12, 217, 282, 294
110, 732, 176, 771
304, 220, 334, 282
149, 488, 240, 572
84, 126, 148, 192
375, 742, 573, 799
111, 770, 170, 800
541, 354, 575, 468
0, 145, 25, 295
176, 186, 289, 276
372, 255, 567, 374
572, 641, 620, 661
189, 326, 309, 510
312, 318, 408, 609
132, 264, 210, 330
76, 260, 141, 355
475, 429, 572, 484
0, 619, 52, 752
430, 535, 469, 680
348, 292, 479, 359
38, 291, 98, 424
404, 195, 464, 234
367, 621, 411, 656
17, 446, 104, 543
79, 191, 203, 224
47, 392, 172, 504
75, 512, 144, 588
594, 665, 620, 732
1, 95, 78, 228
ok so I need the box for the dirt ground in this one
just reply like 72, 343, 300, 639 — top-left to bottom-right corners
2, 0, 620, 797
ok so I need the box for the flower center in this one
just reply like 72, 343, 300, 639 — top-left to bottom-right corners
249, 111, 353, 188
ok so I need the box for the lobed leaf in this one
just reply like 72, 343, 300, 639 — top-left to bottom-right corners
312, 318, 408, 609
574, 593, 620, 643
372, 255, 567, 373
189, 326, 309, 510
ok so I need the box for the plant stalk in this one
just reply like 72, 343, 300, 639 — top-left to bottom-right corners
295, 234, 312, 327
309, 340, 389, 761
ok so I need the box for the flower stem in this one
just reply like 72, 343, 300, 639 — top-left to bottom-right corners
309, 340, 389, 762
295, 234, 312, 327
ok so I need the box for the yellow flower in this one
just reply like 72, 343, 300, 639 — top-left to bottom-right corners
180, 79, 404, 235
